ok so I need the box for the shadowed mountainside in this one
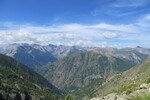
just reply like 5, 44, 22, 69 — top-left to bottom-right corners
0, 54, 63, 100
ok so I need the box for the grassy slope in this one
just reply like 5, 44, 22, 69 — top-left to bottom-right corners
0, 54, 63, 100
0, 54, 63, 96
129, 95, 150, 100
0, 64, 60, 100
73, 56, 150, 100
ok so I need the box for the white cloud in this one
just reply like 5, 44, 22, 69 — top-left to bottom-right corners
91, 0, 150, 16
65, 40, 108, 47
0, 19, 150, 47
0, 30, 42, 44
112, 0, 150, 7
55, 33, 75, 40
91, 23, 140, 33
144, 15, 150, 20
115, 8, 150, 16
136, 14, 150, 27
102, 32, 118, 39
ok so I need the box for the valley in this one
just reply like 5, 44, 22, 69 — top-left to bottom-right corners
1, 0, 150, 100
0, 43, 150, 100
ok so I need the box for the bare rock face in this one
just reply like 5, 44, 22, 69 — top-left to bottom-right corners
0, 44, 87, 70
0, 91, 32, 100
0, 90, 49, 100
38, 51, 137, 92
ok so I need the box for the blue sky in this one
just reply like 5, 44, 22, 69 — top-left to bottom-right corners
0, 0, 150, 47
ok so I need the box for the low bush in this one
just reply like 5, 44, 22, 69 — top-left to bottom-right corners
128, 95, 150, 100
118, 83, 139, 94
64, 94, 73, 100
146, 78, 150, 83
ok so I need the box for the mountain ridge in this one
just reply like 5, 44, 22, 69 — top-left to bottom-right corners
38, 50, 141, 92
0, 43, 87, 70
0, 54, 64, 99
74, 56, 150, 100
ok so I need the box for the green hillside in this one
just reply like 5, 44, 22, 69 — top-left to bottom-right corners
74, 56, 150, 100
38, 51, 135, 92
0, 54, 63, 100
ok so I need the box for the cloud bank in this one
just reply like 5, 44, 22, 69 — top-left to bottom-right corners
0, 14, 150, 47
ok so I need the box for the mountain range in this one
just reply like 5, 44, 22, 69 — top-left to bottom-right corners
0, 43, 87, 70
1, 43, 150, 71
37, 46, 150, 93
1, 43, 150, 100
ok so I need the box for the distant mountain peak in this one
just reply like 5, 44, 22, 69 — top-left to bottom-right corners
48, 44, 58, 47
136, 46, 142, 48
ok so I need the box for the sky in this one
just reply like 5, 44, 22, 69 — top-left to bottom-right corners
0, 0, 150, 47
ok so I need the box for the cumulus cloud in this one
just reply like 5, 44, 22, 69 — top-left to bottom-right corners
0, 19, 150, 47
0, 29, 78, 45
0, 30, 37, 44
65, 40, 108, 47
102, 32, 118, 39
55, 33, 75, 40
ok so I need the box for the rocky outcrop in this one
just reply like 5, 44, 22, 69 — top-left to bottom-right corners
0, 90, 32, 100
90, 83, 150, 100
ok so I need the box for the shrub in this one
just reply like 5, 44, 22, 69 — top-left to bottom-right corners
146, 78, 150, 83
109, 88, 118, 93
118, 83, 139, 94
128, 95, 150, 100
64, 94, 73, 100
